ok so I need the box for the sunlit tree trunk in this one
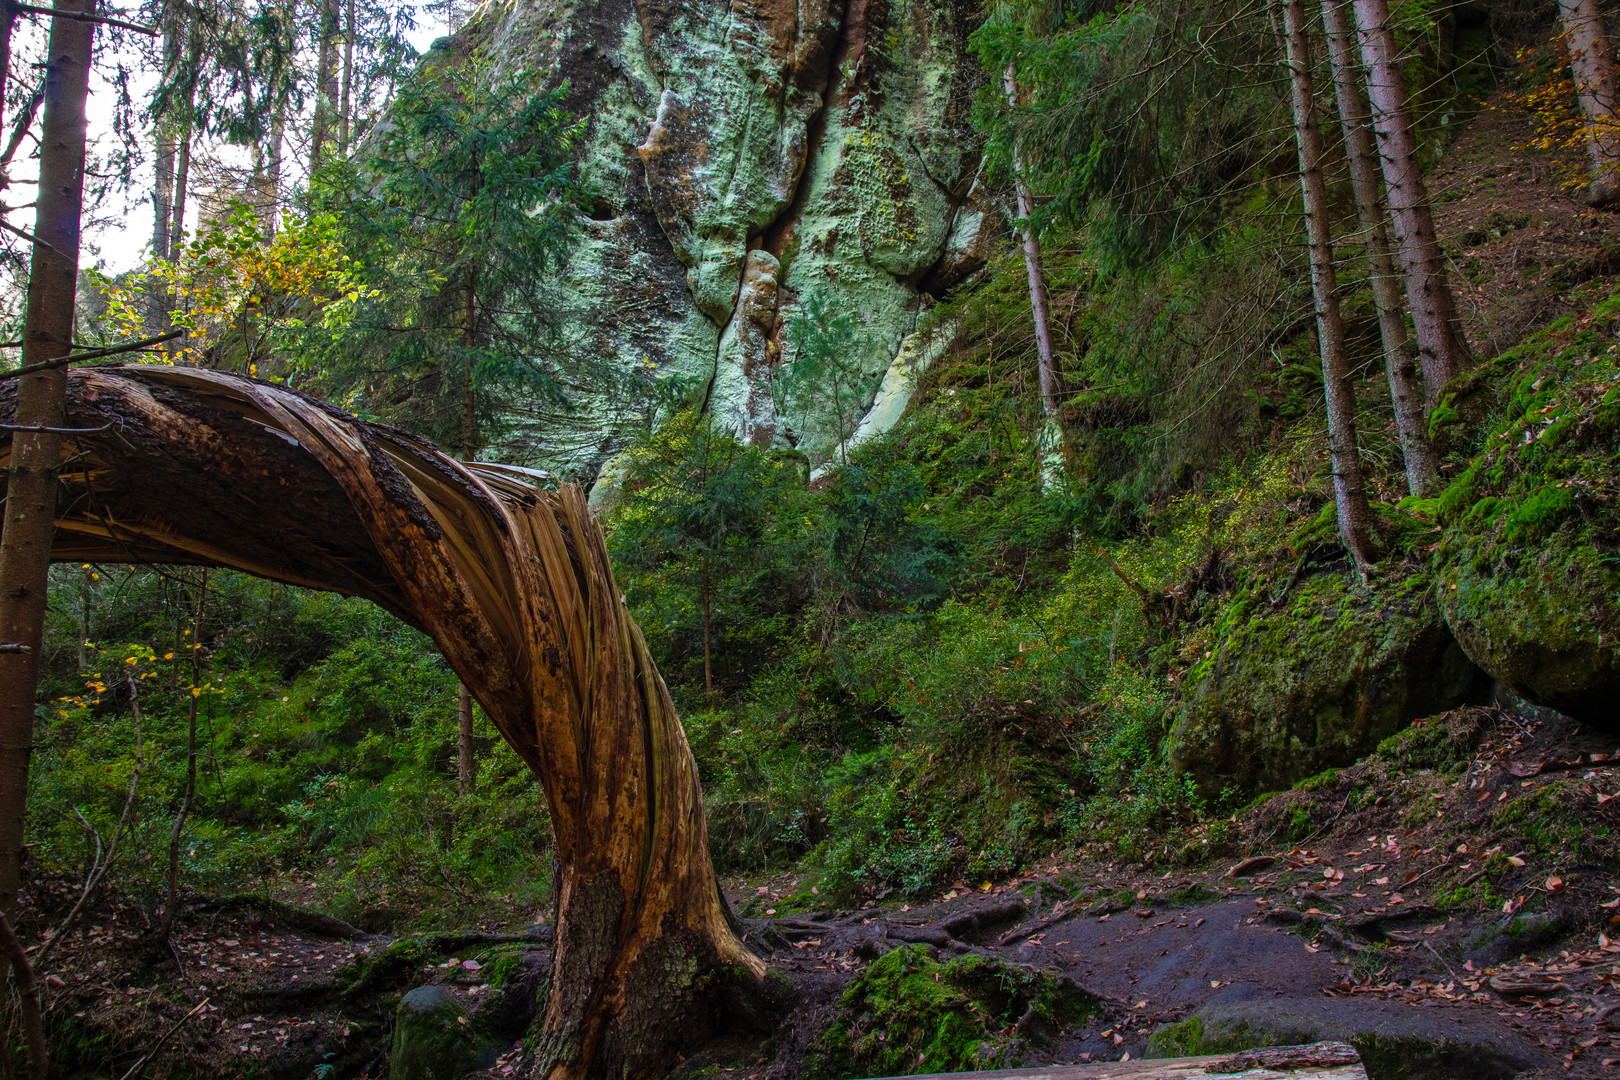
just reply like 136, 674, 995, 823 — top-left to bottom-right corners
1, 366, 768, 1076
1002, 63, 1063, 420
1321, 0, 1438, 497
1281, 0, 1378, 575
1557, 0, 1620, 206
0, 0, 96, 917
1351, 0, 1469, 406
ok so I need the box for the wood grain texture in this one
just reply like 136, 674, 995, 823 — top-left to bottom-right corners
0, 364, 764, 1079
864, 1041, 1366, 1080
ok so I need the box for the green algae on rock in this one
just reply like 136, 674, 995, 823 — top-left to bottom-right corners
805, 943, 1097, 1079
462, 0, 986, 473
1166, 572, 1487, 794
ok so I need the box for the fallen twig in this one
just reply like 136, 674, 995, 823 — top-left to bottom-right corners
115, 998, 209, 1080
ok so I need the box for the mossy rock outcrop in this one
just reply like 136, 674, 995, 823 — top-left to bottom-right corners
1421, 296, 1620, 727
1437, 524, 1620, 726
1167, 573, 1487, 794
805, 944, 1097, 1079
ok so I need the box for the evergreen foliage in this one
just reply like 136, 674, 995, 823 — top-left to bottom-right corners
304, 59, 589, 455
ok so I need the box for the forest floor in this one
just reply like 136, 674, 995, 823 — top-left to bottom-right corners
31, 704, 1620, 1080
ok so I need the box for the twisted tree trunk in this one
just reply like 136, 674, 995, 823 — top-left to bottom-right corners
1351, 0, 1469, 406
1321, 0, 1438, 497
1280, 0, 1378, 575
1557, 0, 1620, 207
0, 366, 766, 1077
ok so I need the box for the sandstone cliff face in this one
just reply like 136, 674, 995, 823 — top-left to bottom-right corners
474, 0, 995, 472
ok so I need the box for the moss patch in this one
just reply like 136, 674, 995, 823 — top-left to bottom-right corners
805, 944, 1098, 1079
1167, 571, 1487, 793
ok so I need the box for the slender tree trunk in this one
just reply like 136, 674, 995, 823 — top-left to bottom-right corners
1281, 0, 1378, 575
151, 27, 180, 265
309, 0, 340, 166
456, 686, 475, 794
1351, 0, 1469, 406
1321, 0, 1438, 498
0, 3, 15, 148
701, 578, 712, 697
166, 38, 198, 260
0, 0, 96, 917
1557, 0, 1620, 206
158, 570, 206, 946
263, 98, 284, 242
170, 126, 190, 254
338, 0, 355, 155
76, 571, 89, 673
1, 367, 768, 1078
1002, 63, 1063, 421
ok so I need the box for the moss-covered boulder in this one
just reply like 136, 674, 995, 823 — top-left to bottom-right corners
1167, 572, 1487, 794
389, 985, 496, 1080
805, 944, 1096, 1079
1420, 301, 1620, 727
1437, 527, 1620, 723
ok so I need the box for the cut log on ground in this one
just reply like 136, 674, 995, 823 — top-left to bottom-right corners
860, 1041, 1366, 1080
0, 365, 766, 1080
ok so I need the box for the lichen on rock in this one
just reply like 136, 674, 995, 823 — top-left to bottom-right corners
468, 0, 988, 473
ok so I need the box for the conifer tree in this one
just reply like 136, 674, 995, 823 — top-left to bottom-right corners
1351, 0, 1469, 406
0, 0, 97, 916
1320, 0, 1437, 497
1556, 0, 1620, 206
1280, 0, 1377, 574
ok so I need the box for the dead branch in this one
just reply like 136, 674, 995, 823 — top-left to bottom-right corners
0, 329, 181, 382
15, 4, 154, 35
0, 912, 46, 1080
114, 998, 208, 1080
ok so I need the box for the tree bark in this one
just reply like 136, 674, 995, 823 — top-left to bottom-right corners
1280, 0, 1378, 575
701, 578, 712, 697
1351, 0, 1469, 406
264, 96, 284, 242
0, 0, 95, 918
309, 0, 341, 167
1002, 63, 1063, 421
158, 570, 206, 945
1321, 0, 1438, 498
0, 365, 767, 1077
338, 0, 354, 156
1557, 0, 1620, 206
151, 27, 179, 264
169, 124, 190, 253
456, 685, 475, 795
